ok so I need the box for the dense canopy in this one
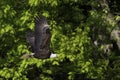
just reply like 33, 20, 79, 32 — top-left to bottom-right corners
0, 0, 120, 80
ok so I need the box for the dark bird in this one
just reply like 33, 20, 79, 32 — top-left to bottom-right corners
21, 15, 56, 59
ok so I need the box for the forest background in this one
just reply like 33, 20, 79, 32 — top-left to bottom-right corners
0, 0, 120, 80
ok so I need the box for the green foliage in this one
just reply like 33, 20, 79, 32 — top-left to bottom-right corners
0, 0, 119, 80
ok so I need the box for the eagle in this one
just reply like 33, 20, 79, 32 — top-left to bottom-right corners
21, 15, 56, 59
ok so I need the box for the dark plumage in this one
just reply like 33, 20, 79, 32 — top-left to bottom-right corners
26, 30, 35, 52
34, 16, 51, 59
22, 15, 55, 59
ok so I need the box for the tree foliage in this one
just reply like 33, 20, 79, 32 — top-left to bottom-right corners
0, 0, 120, 80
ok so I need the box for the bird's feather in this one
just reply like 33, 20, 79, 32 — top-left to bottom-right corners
26, 30, 35, 52
34, 16, 51, 59
24, 15, 53, 59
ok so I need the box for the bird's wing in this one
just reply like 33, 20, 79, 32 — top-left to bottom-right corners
34, 16, 51, 56
26, 30, 35, 52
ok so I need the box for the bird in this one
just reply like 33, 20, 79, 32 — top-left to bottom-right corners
21, 15, 56, 59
